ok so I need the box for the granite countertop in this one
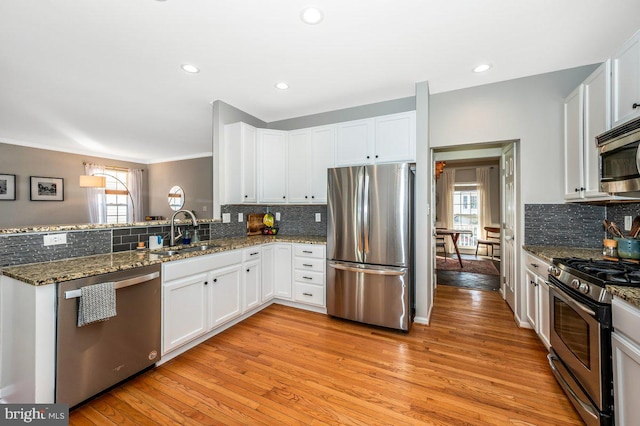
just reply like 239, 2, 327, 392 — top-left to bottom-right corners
1, 235, 326, 286
523, 245, 640, 309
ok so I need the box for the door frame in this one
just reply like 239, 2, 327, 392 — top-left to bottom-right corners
430, 140, 520, 319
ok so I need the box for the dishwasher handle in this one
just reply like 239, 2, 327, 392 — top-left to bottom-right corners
64, 271, 160, 299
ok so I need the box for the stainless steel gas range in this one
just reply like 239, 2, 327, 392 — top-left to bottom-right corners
547, 257, 640, 426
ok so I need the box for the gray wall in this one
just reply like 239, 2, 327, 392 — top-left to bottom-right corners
147, 156, 213, 219
267, 97, 416, 130
0, 143, 149, 227
430, 64, 599, 204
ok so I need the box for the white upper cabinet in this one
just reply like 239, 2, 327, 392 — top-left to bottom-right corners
583, 61, 611, 198
335, 111, 416, 167
223, 122, 257, 203
564, 61, 613, 201
288, 125, 335, 203
564, 85, 584, 201
374, 111, 416, 163
612, 30, 640, 127
335, 118, 375, 166
257, 129, 288, 203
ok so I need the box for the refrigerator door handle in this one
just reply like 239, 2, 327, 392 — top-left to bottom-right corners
329, 263, 406, 276
363, 169, 370, 254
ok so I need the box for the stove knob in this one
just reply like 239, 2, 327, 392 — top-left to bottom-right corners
548, 266, 561, 277
571, 278, 581, 289
578, 283, 590, 294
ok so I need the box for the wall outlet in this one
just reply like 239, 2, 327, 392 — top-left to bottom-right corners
222, 213, 231, 223
44, 233, 67, 246
625, 215, 633, 231
275, 212, 281, 221
315, 213, 321, 222
202, 205, 207, 212
238, 212, 244, 222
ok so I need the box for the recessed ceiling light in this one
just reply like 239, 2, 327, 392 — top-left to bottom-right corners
473, 64, 492, 73
181, 64, 200, 74
275, 82, 289, 90
301, 7, 324, 25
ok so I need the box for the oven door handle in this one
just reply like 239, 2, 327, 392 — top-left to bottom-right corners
548, 283, 596, 317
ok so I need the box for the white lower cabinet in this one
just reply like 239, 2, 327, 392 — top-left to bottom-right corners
162, 250, 242, 355
261, 244, 275, 302
242, 247, 262, 312
209, 264, 242, 328
162, 272, 209, 354
524, 251, 551, 349
612, 297, 640, 426
293, 244, 326, 307
162, 243, 326, 356
274, 243, 293, 299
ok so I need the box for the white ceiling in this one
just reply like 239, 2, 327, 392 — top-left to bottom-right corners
1, 1, 639, 163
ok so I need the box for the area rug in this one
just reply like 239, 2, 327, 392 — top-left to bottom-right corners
436, 256, 499, 275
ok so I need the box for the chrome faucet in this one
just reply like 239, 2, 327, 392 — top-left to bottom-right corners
170, 209, 198, 246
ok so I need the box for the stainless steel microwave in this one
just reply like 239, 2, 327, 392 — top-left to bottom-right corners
598, 116, 640, 194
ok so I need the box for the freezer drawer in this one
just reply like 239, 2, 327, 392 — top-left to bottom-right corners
326, 261, 412, 331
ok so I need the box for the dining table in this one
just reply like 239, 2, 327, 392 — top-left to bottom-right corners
436, 228, 473, 268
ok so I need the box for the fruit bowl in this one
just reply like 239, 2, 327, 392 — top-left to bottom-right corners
262, 227, 278, 235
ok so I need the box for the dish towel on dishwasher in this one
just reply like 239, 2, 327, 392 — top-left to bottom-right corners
77, 282, 117, 327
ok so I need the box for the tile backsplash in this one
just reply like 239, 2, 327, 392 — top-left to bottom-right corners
0, 204, 327, 268
525, 204, 605, 248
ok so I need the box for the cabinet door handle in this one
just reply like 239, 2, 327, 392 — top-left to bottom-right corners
633, 103, 640, 109
204, 281, 208, 285
375, 155, 379, 159
282, 196, 286, 199
246, 268, 250, 272
213, 278, 217, 283
244, 195, 248, 198
311, 195, 315, 199
302, 292, 313, 297
305, 195, 308, 199
366, 155, 370, 159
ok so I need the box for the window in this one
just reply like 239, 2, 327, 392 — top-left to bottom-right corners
104, 167, 130, 224
453, 186, 479, 248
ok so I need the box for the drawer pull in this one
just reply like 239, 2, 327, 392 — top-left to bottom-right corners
302, 292, 313, 297
303, 276, 313, 280
531, 263, 539, 268
303, 263, 313, 267
250, 252, 259, 256
303, 250, 313, 253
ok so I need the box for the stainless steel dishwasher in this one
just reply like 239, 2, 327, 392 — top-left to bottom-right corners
56, 264, 161, 407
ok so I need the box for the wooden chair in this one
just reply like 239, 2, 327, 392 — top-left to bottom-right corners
475, 226, 501, 259
435, 228, 447, 260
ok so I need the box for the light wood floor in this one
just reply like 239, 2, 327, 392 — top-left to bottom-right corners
69, 286, 582, 425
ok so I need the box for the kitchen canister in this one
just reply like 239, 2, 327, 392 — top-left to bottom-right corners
615, 237, 640, 259
149, 235, 163, 250
603, 239, 618, 258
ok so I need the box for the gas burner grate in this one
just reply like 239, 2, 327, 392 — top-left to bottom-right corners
554, 257, 640, 287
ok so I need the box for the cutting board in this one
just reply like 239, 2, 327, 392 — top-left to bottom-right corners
246, 213, 266, 236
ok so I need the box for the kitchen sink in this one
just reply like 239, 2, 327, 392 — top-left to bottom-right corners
152, 244, 219, 257
182, 244, 219, 252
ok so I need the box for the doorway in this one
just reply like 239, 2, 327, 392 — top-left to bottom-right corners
431, 141, 519, 313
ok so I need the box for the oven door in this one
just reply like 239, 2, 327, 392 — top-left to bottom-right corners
548, 279, 605, 410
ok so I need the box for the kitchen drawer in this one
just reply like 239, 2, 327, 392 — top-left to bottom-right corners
524, 252, 550, 278
294, 270, 324, 286
613, 297, 640, 344
293, 282, 325, 306
294, 244, 325, 259
294, 257, 324, 272
242, 247, 261, 261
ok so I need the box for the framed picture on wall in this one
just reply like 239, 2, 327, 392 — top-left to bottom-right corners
0, 174, 16, 201
30, 176, 64, 201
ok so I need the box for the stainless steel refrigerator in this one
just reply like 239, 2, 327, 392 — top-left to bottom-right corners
326, 163, 414, 331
